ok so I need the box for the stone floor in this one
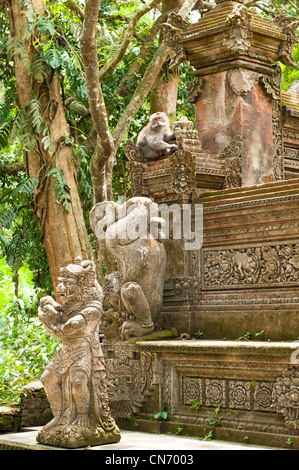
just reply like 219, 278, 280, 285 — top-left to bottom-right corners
0, 427, 276, 451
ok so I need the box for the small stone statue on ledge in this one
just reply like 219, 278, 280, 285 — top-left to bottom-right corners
36, 258, 121, 449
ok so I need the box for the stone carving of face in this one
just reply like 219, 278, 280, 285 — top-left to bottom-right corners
57, 274, 82, 308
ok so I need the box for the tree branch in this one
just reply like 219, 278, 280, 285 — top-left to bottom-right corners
98, 0, 162, 82
64, 0, 84, 22
117, 9, 175, 97
112, 0, 199, 150
0, 162, 26, 175
80, 0, 114, 158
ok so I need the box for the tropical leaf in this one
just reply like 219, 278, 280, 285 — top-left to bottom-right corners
47, 168, 71, 212
6, 37, 31, 73
43, 41, 62, 69
30, 53, 49, 83
29, 98, 43, 133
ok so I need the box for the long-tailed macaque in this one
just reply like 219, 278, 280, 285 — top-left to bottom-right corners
137, 112, 178, 161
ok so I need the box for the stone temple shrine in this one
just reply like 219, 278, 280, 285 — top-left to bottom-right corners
13, 0, 299, 450
114, 0, 299, 448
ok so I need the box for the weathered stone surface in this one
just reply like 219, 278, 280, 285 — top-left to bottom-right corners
90, 198, 167, 341
20, 381, 52, 427
194, 69, 275, 186
161, 179, 299, 341
0, 407, 20, 433
122, 340, 299, 449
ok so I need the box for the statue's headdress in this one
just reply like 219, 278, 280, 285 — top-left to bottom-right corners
58, 257, 103, 301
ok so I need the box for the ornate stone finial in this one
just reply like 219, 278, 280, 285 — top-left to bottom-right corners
273, 14, 299, 67
161, 12, 189, 70
223, 4, 252, 54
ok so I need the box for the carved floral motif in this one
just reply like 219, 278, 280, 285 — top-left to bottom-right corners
223, 5, 252, 54
260, 66, 284, 180
182, 377, 276, 412
170, 150, 196, 193
219, 135, 243, 189
229, 381, 251, 410
182, 378, 202, 405
273, 366, 299, 429
124, 140, 147, 197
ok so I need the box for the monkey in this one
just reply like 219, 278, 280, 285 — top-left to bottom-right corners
137, 112, 178, 161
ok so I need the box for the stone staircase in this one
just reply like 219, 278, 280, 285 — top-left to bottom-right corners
197, 178, 299, 207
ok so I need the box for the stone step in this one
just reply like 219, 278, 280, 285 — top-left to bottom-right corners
200, 179, 299, 205
202, 188, 299, 208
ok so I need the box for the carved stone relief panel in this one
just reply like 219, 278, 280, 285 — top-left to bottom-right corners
228, 380, 251, 410
203, 242, 299, 290
182, 377, 203, 406
170, 150, 196, 194
181, 375, 277, 413
205, 379, 227, 408
102, 343, 156, 419
273, 366, 299, 429
260, 66, 284, 181
253, 382, 275, 412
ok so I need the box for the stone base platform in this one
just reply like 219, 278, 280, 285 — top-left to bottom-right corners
10, 340, 299, 450
114, 340, 299, 450
0, 427, 273, 450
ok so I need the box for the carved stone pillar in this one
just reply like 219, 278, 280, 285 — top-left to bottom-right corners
177, 0, 299, 186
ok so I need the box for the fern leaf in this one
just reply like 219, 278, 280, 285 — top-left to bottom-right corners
29, 98, 43, 134
0, 98, 12, 127
6, 37, 31, 73
8, 109, 27, 145
30, 53, 49, 83
0, 118, 14, 149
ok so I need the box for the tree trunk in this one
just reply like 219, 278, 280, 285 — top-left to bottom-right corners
150, 0, 186, 119
8, 0, 93, 297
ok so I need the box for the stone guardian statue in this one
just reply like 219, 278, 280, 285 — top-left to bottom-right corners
36, 258, 121, 448
90, 197, 167, 341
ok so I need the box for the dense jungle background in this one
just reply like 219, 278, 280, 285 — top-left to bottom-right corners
0, 0, 298, 404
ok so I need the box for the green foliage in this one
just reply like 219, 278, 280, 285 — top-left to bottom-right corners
0, 258, 60, 404
281, 45, 299, 90
47, 168, 72, 212
154, 402, 169, 420
187, 398, 202, 411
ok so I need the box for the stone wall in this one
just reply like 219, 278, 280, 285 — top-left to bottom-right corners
20, 381, 52, 428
